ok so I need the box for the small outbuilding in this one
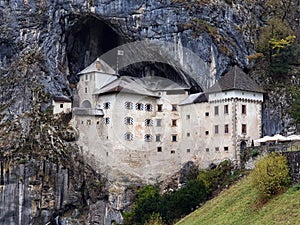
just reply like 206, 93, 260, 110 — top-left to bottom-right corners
52, 96, 72, 114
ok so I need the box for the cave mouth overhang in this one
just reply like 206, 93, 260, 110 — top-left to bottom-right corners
65, 16, 208, 91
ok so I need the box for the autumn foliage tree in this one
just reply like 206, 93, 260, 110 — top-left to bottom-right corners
251, 153, 291, 201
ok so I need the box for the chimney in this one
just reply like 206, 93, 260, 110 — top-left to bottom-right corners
95, 58, 101, 71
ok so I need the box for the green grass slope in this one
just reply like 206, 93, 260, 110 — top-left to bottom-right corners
176, 177, 300, 225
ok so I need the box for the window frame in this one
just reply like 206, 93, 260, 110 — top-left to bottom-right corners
171, 134, 177, 142
171, 119, 177, 127
144, 134, 153, 142
103, 102, 111, 109
242, 104, 247, 115
172, 104, 177, 111
136, 103, 144, 110
124, 132, 133, 141
124, 117, 133, 125
214, 106, 219, 115
155, 134, 161, 142
157, 104, 163, 112
224, 104, 229, 114
125, 101, 133, 110
145, 119, 153, 127
242, 124, 247, 134
156, 119, 162, 127
214, 125, 219, 134
224, 124, 229, 134
145, 104, 153, 112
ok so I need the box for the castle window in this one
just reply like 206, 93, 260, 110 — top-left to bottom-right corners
172, 104, 177, 111
206, 148, 209, 152
205, 112, 209, 117
224, 124, 229, 133
157, 104, 163, 112
60, 103, 63, 108
171, 150, 175, 154
171, 119, 177, 127
214, 125, 219, 134
156, 134, 161, 142
136, 103, 144, 110
85, 87, 88, 93
103, 102, 110, 109
214, 106, 219, 115
87, 120, 91, 125
187, 132, 190, 137
205, 130, 209, 135
242, 124, 247, 134
224, 146, 229, 151
224, 105, 229, 114
145, 119, 153, 126
156, 119, 162, 127
215, 147, 219, 151
103, 117, 110, 125
242, 105, 246, 115
187, 149, 190, 153
144, 134, 153, 142
96, 121, 100, 125
124, 132, 133, 141
172, 134, 177, 142
157, 147, 162, 152
186, 115, 190, 120
125, 101, 133, 109
145, 104, 153, 111
85, 74, 88, 80
124, 117, 133, 125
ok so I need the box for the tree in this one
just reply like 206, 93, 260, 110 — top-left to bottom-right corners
250, 153, 291, 201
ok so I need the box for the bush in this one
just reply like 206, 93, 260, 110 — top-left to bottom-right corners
250, 153, 291, 200
144, 213, 165, 225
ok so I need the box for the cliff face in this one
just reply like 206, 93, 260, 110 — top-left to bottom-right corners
0, 0, 261, 119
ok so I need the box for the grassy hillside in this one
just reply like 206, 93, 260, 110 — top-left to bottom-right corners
176, 177, 300, 225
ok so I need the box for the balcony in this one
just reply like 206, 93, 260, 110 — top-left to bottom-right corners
73, 107, 103, 116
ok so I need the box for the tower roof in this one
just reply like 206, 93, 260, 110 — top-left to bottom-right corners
94, 76, 158, 97
77, 58, 116, 75
206, 66, 264, 93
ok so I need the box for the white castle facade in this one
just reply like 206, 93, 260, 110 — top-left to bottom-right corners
71, 58, 264, 182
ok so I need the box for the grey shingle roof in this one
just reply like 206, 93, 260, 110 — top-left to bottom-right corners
206, 66, 264, 93
53, 95, 72, 102
93, 76, 158, 97
77, 58, 116, 75
179, 93, 208, 106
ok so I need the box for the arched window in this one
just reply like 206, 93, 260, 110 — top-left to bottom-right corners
81, 100, 91, 108
145, 104, 153, 111
145, 119, 153, 126
135, 103, 144, 110
144, 134, 153, 142
125, 101, 133, 109
125, 132, 133, 141
124, 117, 133, 125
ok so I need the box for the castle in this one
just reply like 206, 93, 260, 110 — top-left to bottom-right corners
71, 58, 264, 182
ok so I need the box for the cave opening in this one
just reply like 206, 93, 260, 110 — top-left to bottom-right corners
65, 16, 201, 91
66, 16, 126, 82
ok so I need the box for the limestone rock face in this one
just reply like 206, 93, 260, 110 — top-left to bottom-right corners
0, 0, 261, 119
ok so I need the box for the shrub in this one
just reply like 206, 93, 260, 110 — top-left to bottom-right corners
144, 213, 165, 225
250, 153, 291, 200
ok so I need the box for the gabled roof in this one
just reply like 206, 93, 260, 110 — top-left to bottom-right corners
135, 76, 190, 91
53, 95, 72, 102
77, 58, 116, 75
179, 93, 208, 106
206, 66, 264, 93
93, 76, 158, 97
